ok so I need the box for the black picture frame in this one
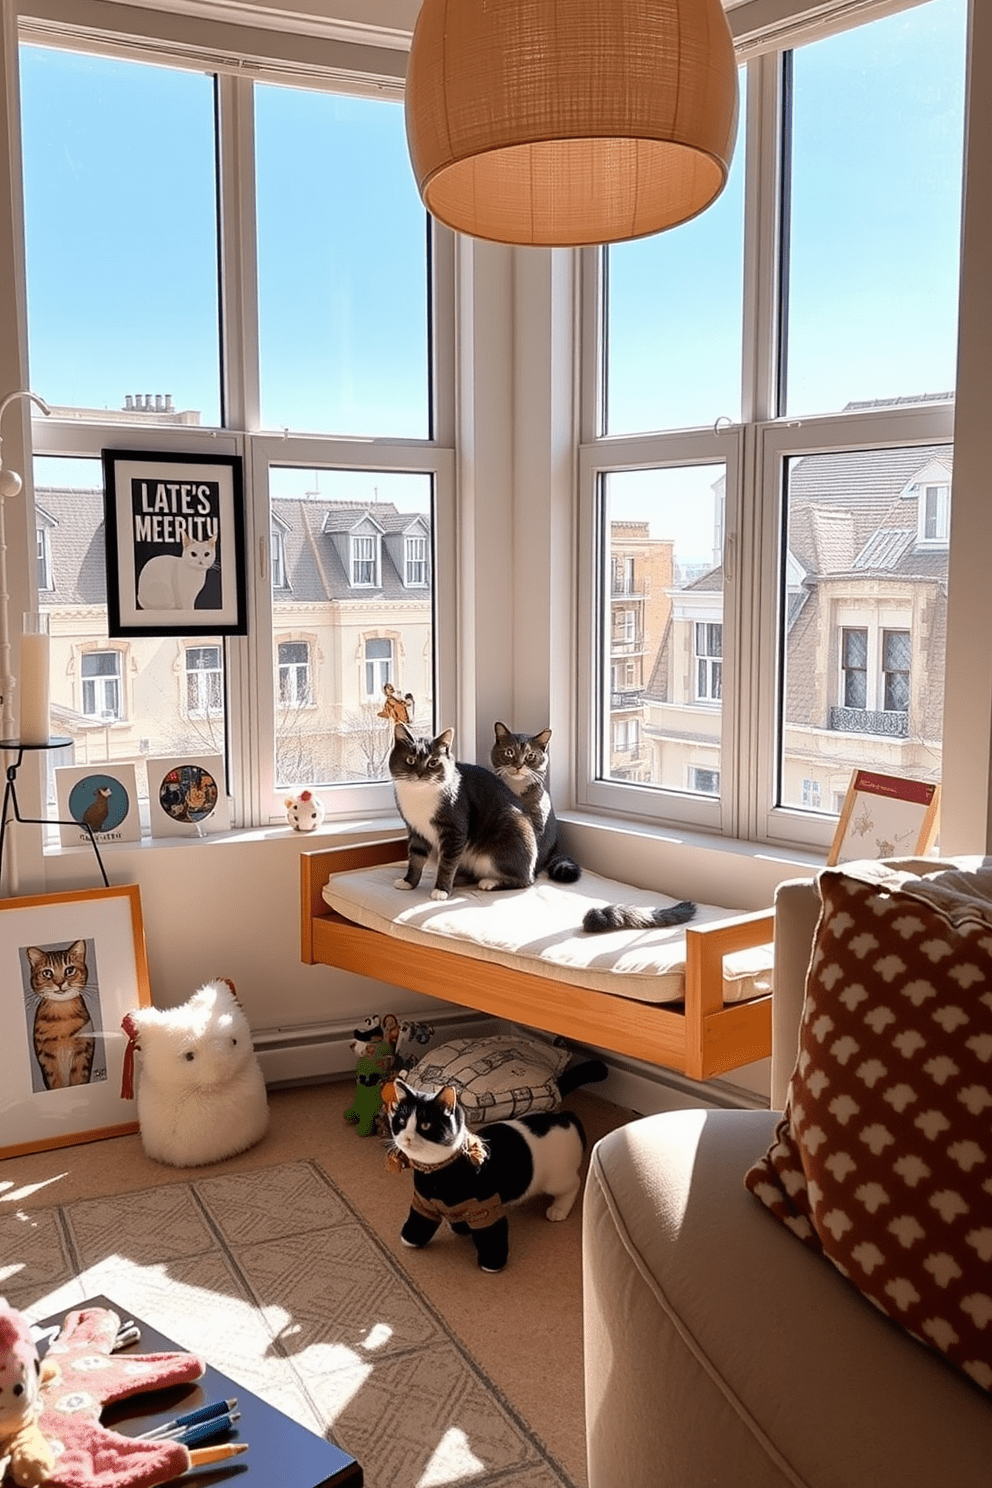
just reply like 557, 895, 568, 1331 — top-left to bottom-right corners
102, 449, 248, 637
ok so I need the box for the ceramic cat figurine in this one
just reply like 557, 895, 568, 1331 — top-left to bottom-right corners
27, 940, 95, 1089
387, 1077, 587, 1272
389, 722, 538, 898
490, 722, 581, 883
137, 529, 216, 611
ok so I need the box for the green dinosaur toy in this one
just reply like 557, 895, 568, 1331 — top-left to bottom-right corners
344, 1037, 394, 1136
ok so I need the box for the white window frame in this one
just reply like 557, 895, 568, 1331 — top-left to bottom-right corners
80, 648, 123, 720
185, 644, 224, 718
578, 18, 959, 851
11, 18, 458, 828
404, 533, 428, 586
350, 532, 380, 588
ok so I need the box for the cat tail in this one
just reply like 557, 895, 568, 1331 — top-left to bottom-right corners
557, 1058, 609, 1098
545, 852, 582, 884
582, 901, 697, 934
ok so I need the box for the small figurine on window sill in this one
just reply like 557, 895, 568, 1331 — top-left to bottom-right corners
285, 789, 325, 832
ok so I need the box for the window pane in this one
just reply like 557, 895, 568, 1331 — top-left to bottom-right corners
785, 0, 966, 417
269, 468, 434, 787
779, 444, 949, 812
605, 70, 745, 435
19, 47, 221, 425
255, 86, 429, 437
600, 466, 724, 794
33, 455, 227, 794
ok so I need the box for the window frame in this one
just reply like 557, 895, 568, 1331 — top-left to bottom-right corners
578, 19, 959, 852
14, 24, 457, 830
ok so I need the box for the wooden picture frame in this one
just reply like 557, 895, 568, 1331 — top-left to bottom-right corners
828, 770, 941, 867
0, 884, 152, 1158
102, 448, 247, 637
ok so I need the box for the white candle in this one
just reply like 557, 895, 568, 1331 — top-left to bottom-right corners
19, 612, 50, 745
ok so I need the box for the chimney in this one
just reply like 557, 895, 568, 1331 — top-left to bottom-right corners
125, 395, 133, 410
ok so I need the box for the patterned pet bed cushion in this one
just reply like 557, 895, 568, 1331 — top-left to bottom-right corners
322, 863, 773, 1006
407, 1034, 573, 1124
745, 858, 992, 1394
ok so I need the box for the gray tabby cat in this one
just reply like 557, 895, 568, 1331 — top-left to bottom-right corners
490, 722, 580, 883
390, 723, 538, 899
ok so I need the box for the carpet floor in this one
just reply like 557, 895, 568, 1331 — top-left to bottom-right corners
0, 1080, 636, 1488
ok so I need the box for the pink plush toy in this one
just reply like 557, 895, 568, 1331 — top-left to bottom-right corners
0, 1298, 58, 1486
35, 1304, 206, 1488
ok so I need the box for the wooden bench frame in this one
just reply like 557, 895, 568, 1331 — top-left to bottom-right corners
300, 839, 775, 1082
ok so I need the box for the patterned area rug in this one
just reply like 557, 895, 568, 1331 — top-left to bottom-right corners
1, 1158, 577, 1488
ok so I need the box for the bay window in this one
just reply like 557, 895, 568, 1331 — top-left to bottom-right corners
17, 17, 454, 826
580, 0, 964, 851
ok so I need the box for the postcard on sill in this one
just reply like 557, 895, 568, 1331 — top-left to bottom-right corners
55, 764, 142, 848
828, 769, 940, 867
145, 755, 230, 838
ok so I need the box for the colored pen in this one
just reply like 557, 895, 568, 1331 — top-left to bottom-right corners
138, 1399, 238, 1441
187, 1444, 249, 1468
173, 1411, 240, 1449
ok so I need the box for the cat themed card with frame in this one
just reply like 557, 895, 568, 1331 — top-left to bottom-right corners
54, 763, 142, 849
828, 769, 941, 866
0, 884, 152, 1159
102, 448, 247, 637
146, 754, 231, 838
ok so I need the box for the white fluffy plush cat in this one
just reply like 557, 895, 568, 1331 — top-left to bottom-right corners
123, 979, 268, 1167
136, 529, 216, 611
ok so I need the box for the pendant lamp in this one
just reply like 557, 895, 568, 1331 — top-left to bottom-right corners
404, 0, 739, 248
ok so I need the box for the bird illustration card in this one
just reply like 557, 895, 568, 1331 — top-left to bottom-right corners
55, 764, 141, 848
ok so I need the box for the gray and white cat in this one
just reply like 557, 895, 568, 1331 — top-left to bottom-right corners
387, 1076, 589, 1272
490, 721, 580, 883
137, 529, 217, 611
389, 722, 538, 898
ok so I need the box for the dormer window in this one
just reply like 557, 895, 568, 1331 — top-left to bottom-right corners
351, 533, 379, 587
405, 535, 428, 587
271, 525, 287, 589
37, 526, 53, 590
920, 483, 950, 544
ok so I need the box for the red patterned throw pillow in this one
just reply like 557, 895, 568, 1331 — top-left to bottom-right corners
746, 861, 992, 1392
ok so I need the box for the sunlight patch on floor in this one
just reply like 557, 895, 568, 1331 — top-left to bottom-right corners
0, 1175, 68, 1204
415, 1428, 487, 1486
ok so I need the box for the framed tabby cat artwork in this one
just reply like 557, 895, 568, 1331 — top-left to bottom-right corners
101, 448, 248, 637
0, 884, 152, 1158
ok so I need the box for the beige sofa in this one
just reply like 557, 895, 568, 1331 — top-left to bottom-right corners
583, 865, 992, 1488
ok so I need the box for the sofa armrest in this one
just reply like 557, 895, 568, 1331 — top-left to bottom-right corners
770, 877, 821, 1109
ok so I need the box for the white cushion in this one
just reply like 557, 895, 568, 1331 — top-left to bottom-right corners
322, 863, 773, 1005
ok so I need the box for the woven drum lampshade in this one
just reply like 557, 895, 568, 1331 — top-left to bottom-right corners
404, 0, 739, 247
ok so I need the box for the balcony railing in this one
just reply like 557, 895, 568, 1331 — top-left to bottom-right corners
829, 706, 908, 737
611, 690, 645, 710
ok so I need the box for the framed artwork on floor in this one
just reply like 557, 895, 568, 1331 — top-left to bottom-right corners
101, 448, 247, 638
145, 754, 230, 837
54, 763, 141, 849
828, 770, 941, 867
0, 884, 152, 1159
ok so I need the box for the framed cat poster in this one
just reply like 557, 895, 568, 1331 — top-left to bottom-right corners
145, 754, 231, 838
0, 884, 152, 1159
101, 448, 248, 637
54, 763, 142, 849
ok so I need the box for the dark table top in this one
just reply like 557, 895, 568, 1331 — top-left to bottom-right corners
35, 1295, 362, 1488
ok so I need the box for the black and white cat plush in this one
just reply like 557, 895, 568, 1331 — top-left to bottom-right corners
389, 722, 539, 898
490, 721, 581, 883
386, 1077, 588, 1272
